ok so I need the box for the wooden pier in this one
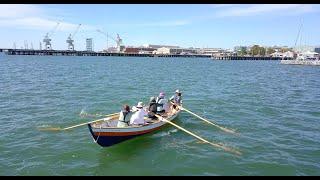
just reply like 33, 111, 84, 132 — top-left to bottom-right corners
0, 49, 296, 60
0, 49, 211, 58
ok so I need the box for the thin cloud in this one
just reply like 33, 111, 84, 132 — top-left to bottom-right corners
0, 4, 96, 32
0, 17, 95, 32
0, 4, 43, 18
106, 20, 190, 28
214, 4, 316, 17
139, 20, 190, 27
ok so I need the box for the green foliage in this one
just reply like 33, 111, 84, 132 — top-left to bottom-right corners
267, 48, 275, 55
250, 45, 266, 56
238, 47, 247, 56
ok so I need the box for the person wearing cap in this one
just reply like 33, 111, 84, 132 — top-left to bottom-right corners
129, 102, 148, 125
147, 96, 157, 119
170, 89, 182, 110
156, 92, 169, 115
117, 104, 132, 127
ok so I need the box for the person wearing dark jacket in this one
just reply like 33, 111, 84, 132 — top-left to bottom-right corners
147, 96, 157, 119
117, 104, 132, 127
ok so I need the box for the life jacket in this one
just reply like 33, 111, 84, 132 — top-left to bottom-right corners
174, 95, 182, 104
156, 97, 165, 112
119, 111, 130, 125
148, 101, 157, 113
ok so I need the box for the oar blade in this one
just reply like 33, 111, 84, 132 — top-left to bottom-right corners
156, 114, 241, 156
180, 105, 238, 135
37, 127, 62, 131
207, 141, 242, 156
220, 126, 237, 134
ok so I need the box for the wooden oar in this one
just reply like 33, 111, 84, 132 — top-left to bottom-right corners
171, 102, 237, 135
38, 112, 119, 132
154, 114, 241, 156
80, 112, 119, 118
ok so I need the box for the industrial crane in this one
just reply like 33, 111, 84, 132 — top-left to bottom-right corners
66, 24, 81, 51
43, 22, 60, 50
96, 29, 124, 52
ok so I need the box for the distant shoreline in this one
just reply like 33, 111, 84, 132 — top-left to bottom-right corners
0, 48, 210, 58
0, 48, 294, 60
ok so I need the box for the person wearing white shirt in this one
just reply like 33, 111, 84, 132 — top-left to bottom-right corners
129, 102, 147, 125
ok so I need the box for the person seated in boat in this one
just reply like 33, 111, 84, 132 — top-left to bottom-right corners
129, 102, 148, 126
156, 92, 169, 116
147, 96, 157, 120
117, 104, 132, 127
170, 89, 182, 111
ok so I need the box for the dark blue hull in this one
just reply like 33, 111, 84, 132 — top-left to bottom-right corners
87, 111, 180, 147
88, 124, 144, 147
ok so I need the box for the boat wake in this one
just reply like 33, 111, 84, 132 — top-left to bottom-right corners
79, 109, 87, 118
152, 129, 178, 138
79, 108, 103, 118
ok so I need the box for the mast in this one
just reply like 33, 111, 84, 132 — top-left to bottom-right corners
294, 20, 303, 48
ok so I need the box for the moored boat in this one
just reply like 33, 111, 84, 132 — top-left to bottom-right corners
88, 107, 181, 147
280, 59, 320, 66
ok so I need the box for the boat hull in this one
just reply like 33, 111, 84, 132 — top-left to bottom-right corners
280, 60, 320, 66
88, 110, 180, 147
88, 126, 145, 147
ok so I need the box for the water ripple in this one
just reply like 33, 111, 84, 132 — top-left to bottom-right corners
0, 57, 320, 175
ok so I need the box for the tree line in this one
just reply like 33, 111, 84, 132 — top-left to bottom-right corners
237, 45, 293, 56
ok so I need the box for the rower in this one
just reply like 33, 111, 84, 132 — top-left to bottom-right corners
170, 89, 182, 111
129, 102, 148, 126
147, 96, 157, 120
117, 104, 132, 127
156, 92, 169, 116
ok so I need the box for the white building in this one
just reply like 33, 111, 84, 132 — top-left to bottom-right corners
198, 48, 224, 55
156, 47, 170, 54
155, 47, 197, 55
86, 38, 93, 51
271, 51, 294, 58
143, 44, 180, 49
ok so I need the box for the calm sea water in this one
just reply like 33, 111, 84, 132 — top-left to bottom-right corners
0, 56, 319, 175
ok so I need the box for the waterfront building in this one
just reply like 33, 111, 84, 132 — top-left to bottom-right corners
143, 44, 180, 49
86, 38, 93, 52
197, 48, 224, 56
138, 47, 157, 54
155, 47, 197, 55
271, 51, 294, 58
124, 47, 139, 54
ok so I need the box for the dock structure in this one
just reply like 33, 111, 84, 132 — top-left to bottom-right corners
211, 55, 293, 60
0, 49, 211, 58
0, 49, 296, 60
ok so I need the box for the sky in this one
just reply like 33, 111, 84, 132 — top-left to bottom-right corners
0, 4, 320, 51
